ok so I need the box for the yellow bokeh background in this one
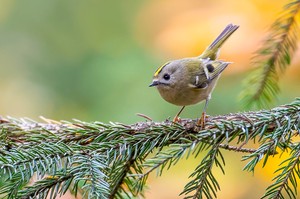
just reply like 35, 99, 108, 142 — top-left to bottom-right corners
0, 0, 299, 198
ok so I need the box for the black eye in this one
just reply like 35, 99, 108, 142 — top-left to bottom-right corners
163, 74, 170, 80
207, 64, 214, 73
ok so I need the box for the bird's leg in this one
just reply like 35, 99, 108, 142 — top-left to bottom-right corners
197, 98, 210, 129
173, 106, 185, 123
197, 112, 206, 128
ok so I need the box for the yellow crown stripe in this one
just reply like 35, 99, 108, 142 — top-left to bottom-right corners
154, 62, 169, 77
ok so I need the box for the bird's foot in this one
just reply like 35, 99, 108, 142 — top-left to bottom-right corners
195, 112, 207, 130
172, 116, 182, 124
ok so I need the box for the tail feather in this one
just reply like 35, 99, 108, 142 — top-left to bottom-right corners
200, 24, 239, 60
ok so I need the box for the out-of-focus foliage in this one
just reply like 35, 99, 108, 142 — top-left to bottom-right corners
0, 0, 157, 123
240, 0, 300, 109
0, 0, 299, 199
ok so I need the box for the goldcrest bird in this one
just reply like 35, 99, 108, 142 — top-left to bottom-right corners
149, 23, 239, 128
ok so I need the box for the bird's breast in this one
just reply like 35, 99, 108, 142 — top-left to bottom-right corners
156, 78, 219, 106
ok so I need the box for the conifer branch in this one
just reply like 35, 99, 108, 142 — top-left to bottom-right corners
181, 146, 224, 198
218, 144, 258, 153
108, 154, 136, 199
240, 0, 300, 108
17, 173, 73, 199
262, 143, 300, 199
0, 98, 299, 198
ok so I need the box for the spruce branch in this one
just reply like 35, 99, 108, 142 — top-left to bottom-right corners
0, 98, 299, 198
71, 153, 109, 198
240, 0, 300, 108
218, 144, 258, 153
262, 143, 300, 199
107, 153, 139, 199
181, 146, 224, 199
17, 173, 73, 199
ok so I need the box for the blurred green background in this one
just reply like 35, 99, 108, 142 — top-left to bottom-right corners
0, 0, 299, 198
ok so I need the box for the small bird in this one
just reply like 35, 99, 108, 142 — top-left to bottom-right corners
149, 24, 239, 128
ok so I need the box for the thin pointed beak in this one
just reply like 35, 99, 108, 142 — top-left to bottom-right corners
149, 80, 160, 87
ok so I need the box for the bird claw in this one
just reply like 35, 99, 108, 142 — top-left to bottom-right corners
195, 112, 207, 130
172, 116, 182, 123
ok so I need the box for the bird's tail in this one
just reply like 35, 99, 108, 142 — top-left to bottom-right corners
199, 24, 239, 60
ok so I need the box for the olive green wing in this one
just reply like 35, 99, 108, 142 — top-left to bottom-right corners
204, 60, 231, 80
188, 60, 231, 89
